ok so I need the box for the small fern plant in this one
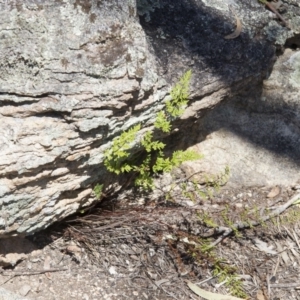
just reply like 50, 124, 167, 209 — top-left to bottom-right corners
104, 70, 201, 190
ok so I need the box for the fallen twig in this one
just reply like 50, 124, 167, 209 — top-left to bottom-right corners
270, 282, 300, 288
1, 267, 68, 276
0, 267, 68, 286
206, 193, 300, 248
265, 1, 290, 28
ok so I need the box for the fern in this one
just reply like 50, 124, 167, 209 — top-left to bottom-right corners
93, 183, 103, 200
103, 70, 202, 190
171, 150, 202, 166
154, 111, 171, 133
152, 157, 173, 173
104, 124, 141, 174
141, 131, 165, 153
134, 155, 154, 189
166, 69, 192, 118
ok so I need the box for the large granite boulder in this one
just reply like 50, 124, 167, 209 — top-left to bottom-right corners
0, 0, 299, 236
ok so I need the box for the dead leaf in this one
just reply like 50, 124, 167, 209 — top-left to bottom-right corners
155, 279, 169, 287
66, 244, 82, 254
267, 186, 280, 198
254, 238, 277, 255
275, 241, 289, 264
224, 14, 242, 39
66, 244, 82, 261
186, 281, 246, 300
256, 289, 266, 300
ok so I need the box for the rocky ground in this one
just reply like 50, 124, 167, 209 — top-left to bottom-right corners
1, 184, 300, 300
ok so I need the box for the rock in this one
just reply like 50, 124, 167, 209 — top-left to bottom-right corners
0, 287, 31, 300
0, 237, 37, 267
181, 48, 300, 188
0, 0, 299, 237
0, 0, 160, 236
18, 285, 31, 297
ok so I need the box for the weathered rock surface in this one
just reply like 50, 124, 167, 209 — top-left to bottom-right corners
181, 48, 300, 188
0, 288, 30, 300
0, 237, 37, 267
0, 0, 299, 236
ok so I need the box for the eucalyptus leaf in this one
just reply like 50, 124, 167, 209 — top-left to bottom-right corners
186, 281, 246, 300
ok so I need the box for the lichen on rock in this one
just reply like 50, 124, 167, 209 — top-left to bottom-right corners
137, 0, 161, 22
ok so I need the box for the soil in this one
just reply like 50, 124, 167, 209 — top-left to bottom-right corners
1, 184, 300, 300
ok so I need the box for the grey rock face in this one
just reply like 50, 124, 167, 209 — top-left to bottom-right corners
181, 48, 300, 187
139, 0, 300, 187
0, 0, 156, 236
0, 0, 299, 236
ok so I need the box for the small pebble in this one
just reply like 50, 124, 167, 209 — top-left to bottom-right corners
108, 266, 117, 275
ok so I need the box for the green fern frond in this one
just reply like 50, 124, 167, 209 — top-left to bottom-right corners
154, 111, 171, 133
167, 69, 192, 118
171, 150, 202, 167
153, 157, 173, 173
103, 70, 201, 190
93, 183, 103, 200
104, 124, 141, 174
